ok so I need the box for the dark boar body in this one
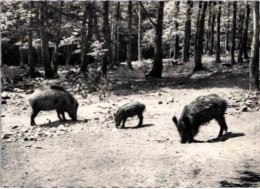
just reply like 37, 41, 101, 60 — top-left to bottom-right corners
173, 94, 228, 143
28, 85, 78, 126
114, 101, 145, 128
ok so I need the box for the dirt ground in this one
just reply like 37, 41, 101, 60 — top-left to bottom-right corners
1, 59, 260, 187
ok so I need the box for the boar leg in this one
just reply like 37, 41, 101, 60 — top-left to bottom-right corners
31, 109, 40, 126
57, 110, 63, 121
137, 114, 143, 127
121, 117, 127, 128
61, 112, 67, 121
216, 116, 228, 138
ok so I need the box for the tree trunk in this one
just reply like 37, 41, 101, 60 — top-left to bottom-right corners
102, 2, 111, 77
215, 2, 222, 63
237, 9, 245, 51
93, 3, 101, 42
205, 2, 212, 53
40, 2, 53, 78
174, 2, 180, 60
52, 1, 63, 75
237, 6, 246, 64
183, 1, 193, 62
28, 1, 35, 77
225, 2, 231, 53
194, 2, 208, 71
146, 2, 164, 78
137, 3, 142, 62
80, 2, 93, 73
127, 1, 133, 69
208, 2, 216, 55
115, 2, 120, 66
243, 3, 250, 59
66, 46, 73, 65
80, 2, 88, 73
250, 1, 259, 91
231, 2, 237, 65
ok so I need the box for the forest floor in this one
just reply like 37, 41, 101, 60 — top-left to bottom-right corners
1, 56, 260, 187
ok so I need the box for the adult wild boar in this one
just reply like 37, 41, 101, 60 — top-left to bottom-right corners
28, 85, 78, 126
172, 94, 228, 143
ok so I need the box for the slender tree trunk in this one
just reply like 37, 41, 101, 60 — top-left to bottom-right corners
28, 1, 36, 77
80, 2, 88, 73
195, 2, 202, 59
147, 2, 164, 78
127, 1, 133, 69
81, 2, 93, 73
40, 2, 53, 78
216, 2, 222, 63
183, 1, 193, 62
237, 9, 245, 50
225, 3, 231, 53
205, 2, 212, 53
93, 3, 101, 42
52, 1, 63, 75
237, 6, 247, 64
137, 3, 142, 62
20, 48, 24, 67
250, 1, 259, 91
231, 2, 237, 65
115, 2, 120, 66
102, 2, 111, 77
19, 35, 25, 68
174, 2, 180, 60
243, 3, 250, 59
194, 2, 208, 71
66, 46, 73, 65
208, 2, 216, 55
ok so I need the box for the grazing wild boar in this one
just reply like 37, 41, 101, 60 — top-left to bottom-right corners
114, 101, 145, 128
172, 94, 228, 143
28, 85, 78, 126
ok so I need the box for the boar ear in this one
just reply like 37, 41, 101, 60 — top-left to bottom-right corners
172, 116, 178, 126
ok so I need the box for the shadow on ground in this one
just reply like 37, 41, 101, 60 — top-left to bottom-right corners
220, 171, 260, 187
38, 119, 87, 128
206, 132, 245, 143
123, 123, 154, 129
110, 69, 249, 97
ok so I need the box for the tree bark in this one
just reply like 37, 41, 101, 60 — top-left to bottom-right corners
194, 2, 208, 71
225, 3, 231, 53
243, 3, 250, 59
183, 1, 193, 62
52, 1, 63, 75
137, 3, 142, 62
146, 2, 164, 78
237, 6, 246, 64
102, 2, 111, 77
80, 2, 88, 73
127, 1, 133, 69
215, 2, 222, 63
208, 2, 216, 55
40, 2, 53, 78
115, 2, 120, 66
231, 2, 237, 65
205, 2, 212, 53
28, 1, 36, 77
174, 2, 180, 60
93, 3, 101, 42
80, 2, 93, 73
250, 1, 259, 91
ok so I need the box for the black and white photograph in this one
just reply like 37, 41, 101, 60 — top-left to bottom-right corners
1, 0, 260, 187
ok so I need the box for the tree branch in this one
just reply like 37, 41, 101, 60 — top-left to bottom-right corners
139, 2, 157, 27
